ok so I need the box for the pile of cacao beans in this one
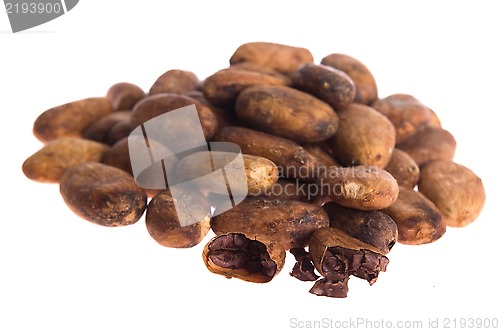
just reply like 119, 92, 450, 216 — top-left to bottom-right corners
23, 42, 485, 298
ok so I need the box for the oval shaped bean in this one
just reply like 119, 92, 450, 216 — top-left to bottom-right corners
202, 68, 289, 106
83, 111, 131, 144
175, 151, 279, 196
101, 137, 132, 175
146, 190, 211, 248
418, 160, 485, 227
292, 63, 356, 111
215, 126, 322, 181
384, 148, 420, 188
372, 94, 432, 143
34, 97, 113, 142
321, 53, 378, 105
149, 69, 199, 95
131, 93, 218, 140
22, 137, 109, 182
106, 82, 146, 111
317, 166, 399, 210
328, 103, 396, 168
396, 126, 456, 167
60, 162, 147, 227
229, 42, 314, 74
382, 187, 446, 245
236, 85, 338, 143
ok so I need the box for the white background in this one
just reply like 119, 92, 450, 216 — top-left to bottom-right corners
1, 1, 499, 331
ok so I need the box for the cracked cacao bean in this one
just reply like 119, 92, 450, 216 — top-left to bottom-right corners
308, 227, 389, 298
323, 203, 398, 255
211, 197, 328, 250
203, 233, 285, 283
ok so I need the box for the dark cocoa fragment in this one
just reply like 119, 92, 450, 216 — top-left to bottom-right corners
289, 248, 319, 282
309, 277, 350, 298
320, 247, 389, 285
